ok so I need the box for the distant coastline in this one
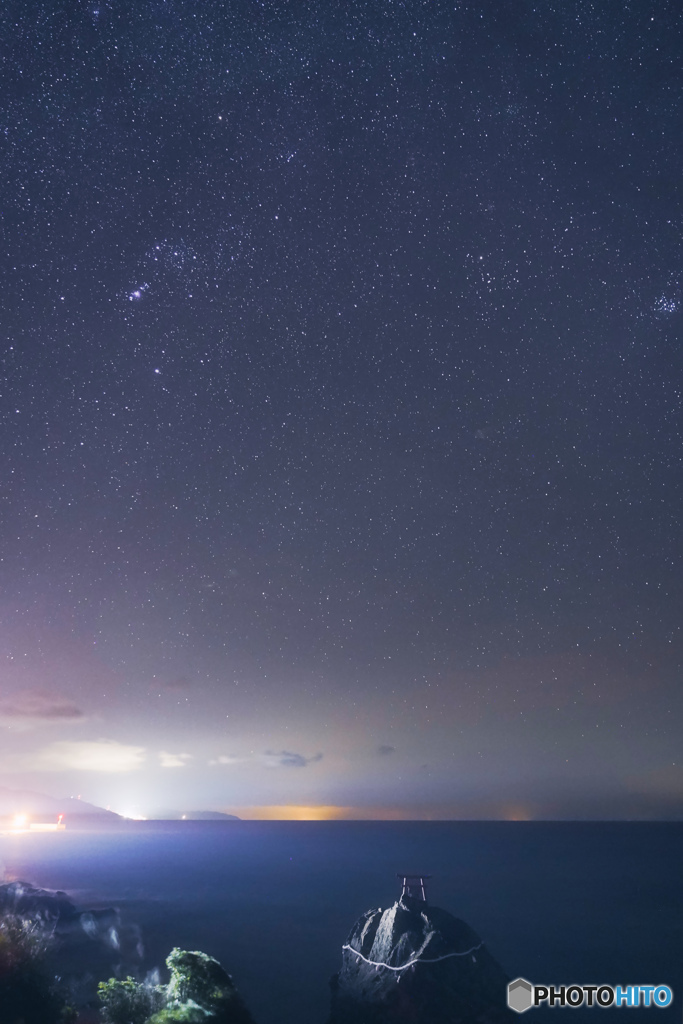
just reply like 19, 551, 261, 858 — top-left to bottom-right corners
0, 788, 241, 828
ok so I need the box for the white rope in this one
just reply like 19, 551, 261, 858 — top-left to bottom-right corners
342, 940, 483, 973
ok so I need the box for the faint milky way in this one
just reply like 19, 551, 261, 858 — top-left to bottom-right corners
0, 0, 681, 819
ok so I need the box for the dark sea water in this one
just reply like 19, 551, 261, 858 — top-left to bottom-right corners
1, 821, 681, 1024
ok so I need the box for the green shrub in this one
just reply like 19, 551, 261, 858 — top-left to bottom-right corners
98, 948, 255, 1024
149, 1002, 208, 1023
163, 948, 254, 1023
166, 949, 236, 1007
0, 912, 72, 1024
97, 976, 166, 1024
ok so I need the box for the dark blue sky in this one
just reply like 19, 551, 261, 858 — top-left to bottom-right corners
1, 0, 681, 819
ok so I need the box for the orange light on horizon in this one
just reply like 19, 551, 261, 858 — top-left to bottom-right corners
503, 804, 533, 821
223, 805, 448, 821
230, 805, 349, 821
224, 803, 538, 821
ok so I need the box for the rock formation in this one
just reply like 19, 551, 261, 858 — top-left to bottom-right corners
160, 947, 256, 1023
328, 894, 512, 1024
0, 880, 144, 1011
0, 883, 257, 1023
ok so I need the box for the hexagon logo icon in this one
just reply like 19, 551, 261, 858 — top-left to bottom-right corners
508, 977, 534, 1013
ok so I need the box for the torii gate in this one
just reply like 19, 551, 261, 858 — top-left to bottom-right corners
397, 873, 432, 903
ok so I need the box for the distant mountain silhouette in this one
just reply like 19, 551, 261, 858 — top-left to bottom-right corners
0, 787, 122, 823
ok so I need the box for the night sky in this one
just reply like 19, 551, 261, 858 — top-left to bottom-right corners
1, 0, 681, 820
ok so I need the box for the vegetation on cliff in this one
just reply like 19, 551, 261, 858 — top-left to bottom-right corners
0, 904, 253, 1024
98, 948, 255, 1024
0, 911, 76, 1024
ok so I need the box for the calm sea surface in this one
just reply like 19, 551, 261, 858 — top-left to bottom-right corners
1, 821, 681, 1024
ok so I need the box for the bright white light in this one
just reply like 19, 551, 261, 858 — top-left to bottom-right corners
13, 813, 28, 828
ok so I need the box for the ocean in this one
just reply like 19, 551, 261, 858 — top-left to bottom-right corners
1, 821, 681, 1024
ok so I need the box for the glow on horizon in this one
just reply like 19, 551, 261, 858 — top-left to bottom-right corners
227, 803, 538, 820
226, 805, 449, 820
112, 808, 148, 820
231, 805, 354, 820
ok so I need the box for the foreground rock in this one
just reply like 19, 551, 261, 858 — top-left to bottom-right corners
0, 880, 144, 1010
328, 895, 512, 1024
160, 947, 256, 1022
1, 883, 257, 1023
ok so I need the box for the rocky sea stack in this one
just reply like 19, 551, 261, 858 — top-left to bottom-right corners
328, 888, 512, 1024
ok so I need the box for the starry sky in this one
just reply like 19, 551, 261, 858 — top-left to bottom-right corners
1, 0, 681, 820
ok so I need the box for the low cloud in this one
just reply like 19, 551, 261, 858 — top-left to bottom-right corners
377, 744, 396, 756
209, 755, 242, 766
35, 740, 145, 773
0, 691, 84, 723
264, 750, 323, 769
159, 751, 192, 768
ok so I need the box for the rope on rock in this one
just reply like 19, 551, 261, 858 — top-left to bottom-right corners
341, 940, 483, 973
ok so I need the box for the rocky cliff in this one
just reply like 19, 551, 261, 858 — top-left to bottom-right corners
328, 895, 512, 1024
0, 880, 144, 1011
